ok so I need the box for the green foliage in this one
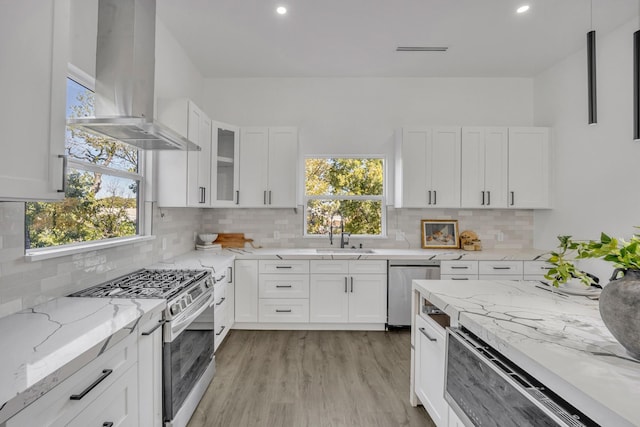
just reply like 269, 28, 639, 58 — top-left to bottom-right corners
305, 158, 384, 236
545, 230, 640, 287
25, 79, 139, 249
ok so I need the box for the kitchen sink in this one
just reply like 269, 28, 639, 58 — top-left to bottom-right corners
315, 248, 375, 254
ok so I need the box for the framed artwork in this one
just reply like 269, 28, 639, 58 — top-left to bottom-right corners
421, 219, 460, 249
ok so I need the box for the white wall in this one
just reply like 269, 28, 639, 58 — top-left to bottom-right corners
533, 17, 640, 251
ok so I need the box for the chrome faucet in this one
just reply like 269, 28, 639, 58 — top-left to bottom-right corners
328, 212, 350, 248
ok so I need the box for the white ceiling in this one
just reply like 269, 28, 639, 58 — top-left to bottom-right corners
156, 0, 640, 78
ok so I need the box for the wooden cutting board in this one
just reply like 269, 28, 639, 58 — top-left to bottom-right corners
214, 233, 259, 248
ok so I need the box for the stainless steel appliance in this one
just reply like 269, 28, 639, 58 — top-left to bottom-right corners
387, 260, 440, 327
69, 268, 216, 427
445, 327, 598, 427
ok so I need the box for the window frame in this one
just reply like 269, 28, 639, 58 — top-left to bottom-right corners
303, 155, 387, 239
24, 65, 147, 259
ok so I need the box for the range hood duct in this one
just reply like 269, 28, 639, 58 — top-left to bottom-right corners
67, 0, 199, 151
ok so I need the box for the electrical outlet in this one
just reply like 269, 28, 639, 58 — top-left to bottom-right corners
496, 231, 505, 242
396, 231, 405, 241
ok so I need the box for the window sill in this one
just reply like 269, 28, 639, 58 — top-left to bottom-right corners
24, 235, 156, 262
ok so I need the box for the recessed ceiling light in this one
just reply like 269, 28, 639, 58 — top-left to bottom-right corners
276, 6, 287, 15
516, 5, 530, 14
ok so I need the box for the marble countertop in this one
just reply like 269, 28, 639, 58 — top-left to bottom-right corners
413, 279, 640, 427
225, 247, 549, 261
148, 250, 235, 275
0, 297, 165, 424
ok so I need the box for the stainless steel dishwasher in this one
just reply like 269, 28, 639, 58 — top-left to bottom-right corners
388, 260, 440, 327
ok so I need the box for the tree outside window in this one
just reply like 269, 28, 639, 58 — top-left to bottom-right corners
305, 158, 385, 237
25, 78, 142, 249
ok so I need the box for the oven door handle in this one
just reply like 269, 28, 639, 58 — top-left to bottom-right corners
169, 291, 215, 340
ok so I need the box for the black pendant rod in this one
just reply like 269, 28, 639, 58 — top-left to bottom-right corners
633, 30, 640, 140
587, 30, 597, 125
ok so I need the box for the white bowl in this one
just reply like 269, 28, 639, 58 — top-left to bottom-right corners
198, 233, 218, 244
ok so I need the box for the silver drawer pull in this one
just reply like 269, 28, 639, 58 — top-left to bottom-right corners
276, 309, 292, 313
451, 266, 469, 270
275, 266, 293, 269
451, 278, 469, 280
540, 266, 552, 270
492, 266, 512, 270
276, 285, 293, 288
141, 319, 166, 335
70, 369, 113, 400
215, 297, 226, 306
419, 327, 437, 342
215, 325, 226, 336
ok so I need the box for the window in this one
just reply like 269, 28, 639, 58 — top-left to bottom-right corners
25, 77, 143, 249
304, 157, 385, 237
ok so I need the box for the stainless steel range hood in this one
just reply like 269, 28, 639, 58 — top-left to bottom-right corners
67, 0, 199, 151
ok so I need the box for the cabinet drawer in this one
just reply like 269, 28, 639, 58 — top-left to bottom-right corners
310, 260, 349, 274
348, 260, 387, 274
259, 259, 309, 274
259, 274, 310, 298
213, 281, 227, 306
479, 260, 523, 275
6, 332, 137, 427
258, 299, 309, 323
479, 274, 523, 281
440, 261, 478, 275
214, 304, 228, 351
523, 260, 553, 275
440, 274, 479, 280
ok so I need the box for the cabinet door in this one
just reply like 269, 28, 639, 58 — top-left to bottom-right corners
186, 103, 207, 207
508, 127, 550, 208
401, 128, 430, 207
234, 260, 258, 323
415, 315, 447, 427
429, 127, 461, 208
198, 115, 212, 205
461, 127, 486, 208
239, 127, 269, 206
309, 275, 349, 323
68, 365, 139, 427
483, 128, 508, 207
137, 312, 163, 427
348, 274, 387, 323
212, 122, 240, 206
0, 0, 68, 201
267, 127, 298, 207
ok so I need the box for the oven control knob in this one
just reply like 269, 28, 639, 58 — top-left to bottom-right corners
205, 278, 214, 288
180, 299, 187, 310
170, 304, 180, 315
186, 294, 193, 304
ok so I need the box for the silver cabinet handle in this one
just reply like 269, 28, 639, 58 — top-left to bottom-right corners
263, 190, 267, 205
427, 190, 432, 205
215, 325, 226, 336
276, 309, 292, 313
433, 190, 437, 205
419, 327, 437, 342
451, 266, 468, 270
269, 190, 272, 205
141, 319, 166, 336
350, 276, 354, 293
276, 266, 292, 269
57, 154, 67, 193
510, 191, 515, 206
481, 191, 485, 205
276, 285, 292, 288
344, 277, 348, 293
451, 278, 469, 280
70, 369, 112, 400
493, 266, 512, 270
215, 297, 226, 306
235, 190, 240, 205
198, 186, 206, 203
228, 266, 233, 283
487, 190, 491, 206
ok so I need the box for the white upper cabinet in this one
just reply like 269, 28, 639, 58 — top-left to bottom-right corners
156, 99, 212, 207
211, 121, 240, 207
399, 127, 461, 208
238, 127, 298, 208
0, 1, 69, 201
508, 127, 551, 208
461, 127, 508, 208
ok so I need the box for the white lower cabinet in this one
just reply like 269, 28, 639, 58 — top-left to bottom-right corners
137, 311, 163, 427
234, 260, 259, 323
258, 298, 310, 322
448, 406, 466, 427
309, 261, 387, 324
415, 315, 448, 427
6, 333, 138, 427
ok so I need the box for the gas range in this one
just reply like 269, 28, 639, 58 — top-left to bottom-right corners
69, 268, 214, 319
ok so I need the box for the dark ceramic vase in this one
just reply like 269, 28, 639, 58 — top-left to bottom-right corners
599, 269, 640, 359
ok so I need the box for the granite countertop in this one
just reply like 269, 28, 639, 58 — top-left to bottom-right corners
0, 297, 165, 424
413, 279, 640, 427
224, 247, 550, 261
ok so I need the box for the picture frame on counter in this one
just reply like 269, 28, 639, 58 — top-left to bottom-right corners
421, 219, 459, 249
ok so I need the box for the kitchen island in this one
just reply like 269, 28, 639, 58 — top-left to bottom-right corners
411, 279, 640, 427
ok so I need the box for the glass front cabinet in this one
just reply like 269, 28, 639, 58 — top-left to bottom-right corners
212, 121, 240, 206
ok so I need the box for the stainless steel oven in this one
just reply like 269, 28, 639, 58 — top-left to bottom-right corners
444, 327, 599, 427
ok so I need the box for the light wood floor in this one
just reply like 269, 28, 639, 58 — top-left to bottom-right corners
187, 329, 435, 427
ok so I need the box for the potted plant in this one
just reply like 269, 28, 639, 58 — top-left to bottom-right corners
545, 230, 640, 358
